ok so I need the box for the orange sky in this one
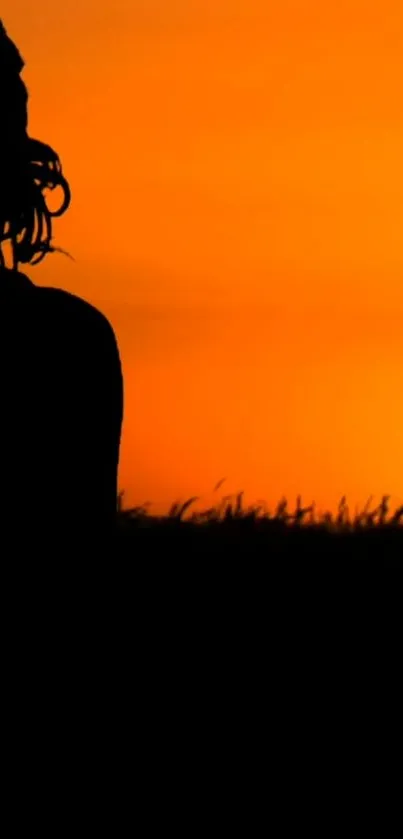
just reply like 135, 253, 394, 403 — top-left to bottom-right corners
3, 1, 403, 513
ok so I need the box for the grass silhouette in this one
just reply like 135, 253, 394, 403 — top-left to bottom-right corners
117, 491, 403, 564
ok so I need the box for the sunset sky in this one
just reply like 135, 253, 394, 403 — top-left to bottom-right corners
4, 1, 403, 512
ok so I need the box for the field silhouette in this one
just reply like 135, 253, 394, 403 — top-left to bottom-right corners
117, 491, 403, 565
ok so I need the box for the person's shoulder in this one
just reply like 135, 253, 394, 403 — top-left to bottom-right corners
37, 286, 116, 337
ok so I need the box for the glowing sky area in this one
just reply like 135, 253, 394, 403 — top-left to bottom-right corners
4, 1, 403, 513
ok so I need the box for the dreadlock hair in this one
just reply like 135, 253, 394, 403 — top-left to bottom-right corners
0, 20, 71, 270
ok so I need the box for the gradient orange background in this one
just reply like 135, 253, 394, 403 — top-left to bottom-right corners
4, 1, 403, 513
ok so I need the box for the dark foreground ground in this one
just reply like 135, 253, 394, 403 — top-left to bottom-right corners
7, 494, 400, 747
116, 495, 403, 567
117, 520, 403, 568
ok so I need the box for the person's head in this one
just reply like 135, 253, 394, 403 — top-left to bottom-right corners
0, 20, 71, 270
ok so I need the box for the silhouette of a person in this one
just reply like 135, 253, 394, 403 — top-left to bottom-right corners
0, 22, 123, 548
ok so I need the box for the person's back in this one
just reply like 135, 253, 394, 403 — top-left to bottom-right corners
0, 23, 123, 550
0, 271, 123, 545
